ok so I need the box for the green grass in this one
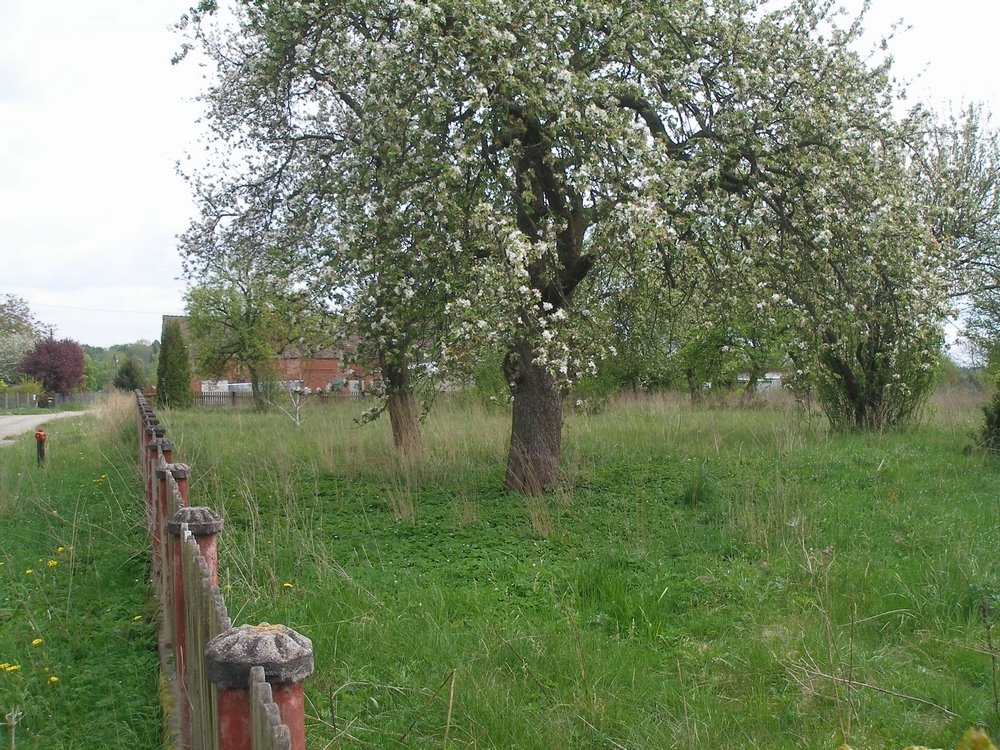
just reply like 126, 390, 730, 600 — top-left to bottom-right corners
151, 388, 1000, 750
1, 388, 998, 749
0, 396, 159, 749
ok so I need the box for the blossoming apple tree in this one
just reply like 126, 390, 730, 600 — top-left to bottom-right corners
178, 0, 953, 490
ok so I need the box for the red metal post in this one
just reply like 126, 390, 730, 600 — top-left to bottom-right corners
34, 429, 46, 467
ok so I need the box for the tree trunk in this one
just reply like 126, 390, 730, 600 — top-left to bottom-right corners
503, 339, 562, 494
249, 366, 266, 411
686, 367, 702, 404
739, 366, 763, 407
381, 360, 422, 454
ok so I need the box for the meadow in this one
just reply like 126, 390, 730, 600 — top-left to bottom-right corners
1, 388, 999, 748
0, 395, 159, 748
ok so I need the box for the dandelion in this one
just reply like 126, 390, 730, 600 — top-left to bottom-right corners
5, 664, 20, 673
48, 675, 59, 684
47, 560, 57, 568
24, 569, 33, 576
31, 638, 42, 647
56, 546, 65, 554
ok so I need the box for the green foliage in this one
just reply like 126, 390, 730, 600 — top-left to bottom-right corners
154, 389, 1000, 748
112, 357, 145, 392
816, 325, 943, 432
81, 341, 159, 392
156, 321, 193, 408
980, 379, 1000, 452
0, 379, 41, 396
0, 395, 159, 747
178, 0, 964, 483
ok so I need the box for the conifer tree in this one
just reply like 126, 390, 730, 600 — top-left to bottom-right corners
156, 320, 193, 408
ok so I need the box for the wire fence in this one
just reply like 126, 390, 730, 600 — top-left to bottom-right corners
0, 391, 105, 410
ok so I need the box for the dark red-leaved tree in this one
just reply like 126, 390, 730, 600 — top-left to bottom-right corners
19, 338, 85, 395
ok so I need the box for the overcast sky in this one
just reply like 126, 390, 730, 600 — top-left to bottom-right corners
1, 1, 998, 348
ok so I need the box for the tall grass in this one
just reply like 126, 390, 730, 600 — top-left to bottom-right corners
0, 393, 159, 749
149, 386, 1000, 749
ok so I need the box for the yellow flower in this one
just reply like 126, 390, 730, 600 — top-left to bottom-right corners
132, 615, 142, 622
31, 638, 42, 647
47, 559, 57, 568
282, 582, 294, 589
24, 569, 33, 575
48, 675, 59, 684
56, 546, 65, 554
5, 664, 20, 673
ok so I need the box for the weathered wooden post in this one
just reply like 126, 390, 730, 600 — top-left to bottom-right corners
205, 624, 314, 750
151, 441, 175, 582
145, 437, 166, 550
144, 425, 165, 507
166, 505, 223, 750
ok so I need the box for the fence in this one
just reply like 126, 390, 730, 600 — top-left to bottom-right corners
195, 390, 365, 408
136, 391, 313, 750
0, 391, 105, 409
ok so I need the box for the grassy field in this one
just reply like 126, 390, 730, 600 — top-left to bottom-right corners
0, 395, 159, 748
2, 389, 999, 749
153, 388, 997, 750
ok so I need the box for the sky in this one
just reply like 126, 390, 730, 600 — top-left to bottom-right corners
0, 1, 999, 348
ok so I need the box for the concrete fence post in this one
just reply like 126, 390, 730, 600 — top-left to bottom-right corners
205, 624, 314, 750
144, 426, 165, 503
169, 463, 192, 508
167, 505, 224, 750
151, 441, 175, 583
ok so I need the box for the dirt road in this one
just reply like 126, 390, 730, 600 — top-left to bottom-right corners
0, 412, 87, 446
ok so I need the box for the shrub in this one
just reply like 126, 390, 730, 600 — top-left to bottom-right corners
979, 380, 1000, 452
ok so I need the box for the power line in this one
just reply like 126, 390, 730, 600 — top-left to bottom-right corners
27, 303, 182, 315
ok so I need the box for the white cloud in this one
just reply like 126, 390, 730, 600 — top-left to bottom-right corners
0, 0, 202, 347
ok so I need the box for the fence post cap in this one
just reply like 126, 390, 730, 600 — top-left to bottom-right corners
167, 505, 222, 536
149, 437, 174, 455
205, 624, 313, 688
146, 425, 166, 438
166, 462, 191, 480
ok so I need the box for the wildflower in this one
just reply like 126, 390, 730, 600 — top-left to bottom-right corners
282, 582, 294, 589
47, 560, 57, 568
48, 675, 59, 684
133, 615, 142, 621
5, 664, 20, 673
31, 638, 43, 647
24, 569, 33, 575
56, 546, 65, 554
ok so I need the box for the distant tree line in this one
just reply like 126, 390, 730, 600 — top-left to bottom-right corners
1, 292, 161, 398
175, 0, 1000, 491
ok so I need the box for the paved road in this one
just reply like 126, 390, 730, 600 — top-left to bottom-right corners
0, 412, 87, 445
